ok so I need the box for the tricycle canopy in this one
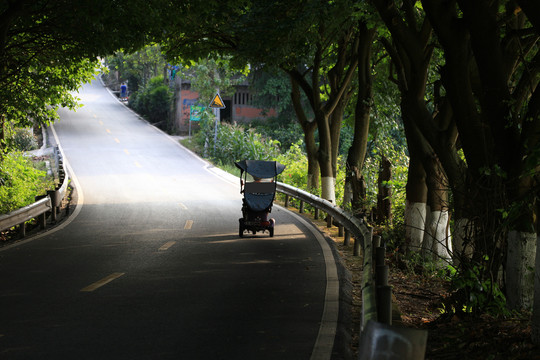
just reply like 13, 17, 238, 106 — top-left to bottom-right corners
234, 160, 285, 179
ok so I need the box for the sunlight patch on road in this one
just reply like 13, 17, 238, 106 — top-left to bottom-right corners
184, 220, 193, 229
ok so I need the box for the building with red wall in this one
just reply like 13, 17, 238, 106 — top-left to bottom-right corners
174, 80, 276, 134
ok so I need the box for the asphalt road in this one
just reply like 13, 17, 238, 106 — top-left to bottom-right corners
0, 79, 340, 359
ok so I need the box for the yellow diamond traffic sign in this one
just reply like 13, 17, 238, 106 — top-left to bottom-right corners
209, 93, 226, 109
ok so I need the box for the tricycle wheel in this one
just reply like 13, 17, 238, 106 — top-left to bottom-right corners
239, 219, 244, 238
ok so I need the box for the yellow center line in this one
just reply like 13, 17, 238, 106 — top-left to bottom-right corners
134, 161, 142, 168
99, 120, 104, 126
106, 129, 111, 134
178, 203, 188, 210
124, 149, 130, 155
81, 272, 125, 292
159, 241, 176, 251
184, 220, 193, 229
114, 138, 120, 143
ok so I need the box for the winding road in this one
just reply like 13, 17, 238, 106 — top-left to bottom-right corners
0, 79, 341, 359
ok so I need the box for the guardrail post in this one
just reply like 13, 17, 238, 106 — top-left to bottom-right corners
361, 227, 376, 329
353, 219, 362, 256
338, 224, 344, 237
38, 212, 46, 229
284, 194, 289, 208
354, 236, 361, 256
344, 229, 350, 246
299, 200, 304, 213
314, 208, 319, 220
47, 190, 57, 222
35, 195, 48, 229
374, 236, 392, 325
19, 222, 26, 238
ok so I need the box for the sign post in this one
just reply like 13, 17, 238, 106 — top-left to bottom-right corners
189, 105, 203, 137
208, 92, 226, 152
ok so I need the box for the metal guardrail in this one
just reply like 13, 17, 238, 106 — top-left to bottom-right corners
276, 182, 427, 360
276, 181, 427, 359
0, 146, 69, 236
0, 197, 52, 234
275, 182, 377, 328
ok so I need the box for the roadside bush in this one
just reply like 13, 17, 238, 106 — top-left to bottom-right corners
249, 117, 303, 152
196, 116, 280, 166
3, 127, 38, 152
130, 76, 172, 126
275, 140, 347, 205
275, 141, 309, 190
0, 152, 53, 214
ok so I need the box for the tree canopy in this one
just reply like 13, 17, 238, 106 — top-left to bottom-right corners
1, 0, 539, 333
0, 0, 167, 147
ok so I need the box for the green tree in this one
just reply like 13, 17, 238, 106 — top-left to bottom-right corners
130, 76, 173, 127
372, 0, 539, 316
178, 58, 247, 109
0, 0, 168, 151
105, 45, 168, 94
160, 0, 369, 202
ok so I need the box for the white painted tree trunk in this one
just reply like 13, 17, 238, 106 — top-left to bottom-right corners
506, 231, 537, 310
321, 176, 336, 204
421, 209, 452, 265
404, 200, 426, 253
532, 234, 540, 345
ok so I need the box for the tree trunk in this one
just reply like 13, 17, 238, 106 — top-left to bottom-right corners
290, 75, 319, 190
404, 156, 428, 254
345, 23, 374, 214
0, 114, 4, 154
532, 229, 540, 345
376, 156, 392, 224
506, 231, 537, 310
317, 109, 336, 203
305, 124, 319, 190
330, 95, 348, 178
422, 155, 452, 264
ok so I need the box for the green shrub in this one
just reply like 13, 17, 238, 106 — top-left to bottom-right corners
249, 117, 303, 152
0, 152, 53, 214
5, 127, 38, 152
130, 76, 172, 125
276, 141, 309, 190
275, 140, 347, 206
196, 116, 280, 166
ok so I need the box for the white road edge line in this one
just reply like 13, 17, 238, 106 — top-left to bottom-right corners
284, 207, 339, 360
